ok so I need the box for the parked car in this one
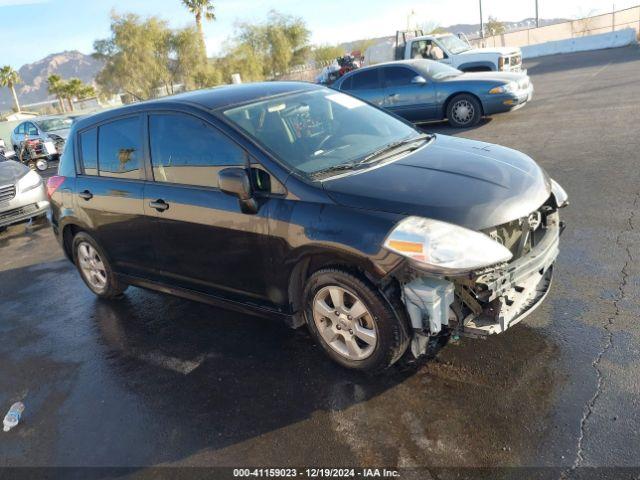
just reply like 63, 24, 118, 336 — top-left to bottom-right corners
365, 31, 524, 73
333, 59, 533, 127
10, 115, 74, 159
47, 82, 567, 373
0, 159, 49, 230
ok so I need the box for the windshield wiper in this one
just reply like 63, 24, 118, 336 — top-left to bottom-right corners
358, 133, 431, 164
311, 134, 431, 179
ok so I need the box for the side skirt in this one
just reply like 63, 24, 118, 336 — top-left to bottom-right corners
117, 273, 294, 323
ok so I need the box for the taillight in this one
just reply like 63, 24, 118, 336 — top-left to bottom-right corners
47, 175, 65, 197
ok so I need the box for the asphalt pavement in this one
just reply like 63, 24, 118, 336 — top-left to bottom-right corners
1, 46, 639, 478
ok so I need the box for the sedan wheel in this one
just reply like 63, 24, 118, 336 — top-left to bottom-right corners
447, 93, 482, 128
312, 285, 377, 361
452, 100, 474, 125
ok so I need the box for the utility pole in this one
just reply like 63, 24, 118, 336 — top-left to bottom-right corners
535, 0, 539, 28
479, 0, 484, 37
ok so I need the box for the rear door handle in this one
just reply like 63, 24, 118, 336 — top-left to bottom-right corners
78, 190, 93, 200
149, 199, 169, 212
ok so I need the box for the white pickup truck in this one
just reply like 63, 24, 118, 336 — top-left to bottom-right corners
364, 31, 524, 73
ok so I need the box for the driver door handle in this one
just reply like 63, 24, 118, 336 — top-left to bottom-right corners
149, 199, 169, 212
78, 190, 93, 200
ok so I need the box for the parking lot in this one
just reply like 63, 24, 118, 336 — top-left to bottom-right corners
1, 45, 639, 475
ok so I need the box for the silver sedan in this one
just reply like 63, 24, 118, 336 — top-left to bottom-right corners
0, 159, 49, 229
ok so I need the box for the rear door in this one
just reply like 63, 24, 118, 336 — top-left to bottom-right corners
74, 115, 155, 277
340, 69, 385, 106
143, 111, 272, 303
381, 66, 437, 121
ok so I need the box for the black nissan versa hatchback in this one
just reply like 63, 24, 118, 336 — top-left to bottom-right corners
48, 82, 568, 373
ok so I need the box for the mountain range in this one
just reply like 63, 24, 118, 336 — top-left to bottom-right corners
0, 51, 103, 111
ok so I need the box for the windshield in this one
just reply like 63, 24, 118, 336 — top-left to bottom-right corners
39, 117, 73, 132
416, 60, 463, 80
223, 90, 424, 177
438, 34, 472, 54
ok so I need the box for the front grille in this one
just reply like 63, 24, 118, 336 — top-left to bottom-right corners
0, 203, 38, 223
0, 184, 16, 204
485, 205, 553, 260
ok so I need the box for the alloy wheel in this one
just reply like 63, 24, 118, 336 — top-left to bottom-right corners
77, 242, 108, 291
312, 286, 377, 360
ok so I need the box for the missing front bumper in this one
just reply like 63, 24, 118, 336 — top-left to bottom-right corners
401, 217, 561, 354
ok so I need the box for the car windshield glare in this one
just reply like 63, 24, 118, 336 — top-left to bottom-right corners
223, 90, 422, 177
438, 34, 472, 54
39, 118, 73, 132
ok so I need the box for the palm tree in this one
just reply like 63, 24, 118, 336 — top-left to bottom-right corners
0, 66, 22, 113
181, 0, 215, 50
47, 74, 67, 113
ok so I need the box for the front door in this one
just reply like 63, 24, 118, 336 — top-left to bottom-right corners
143, 112, 272, 303
381, 66, 437, 122
74, 115, 155, 277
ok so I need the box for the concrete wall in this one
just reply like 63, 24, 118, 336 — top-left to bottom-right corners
473, 6, 640, 49
522, 29, 638, 59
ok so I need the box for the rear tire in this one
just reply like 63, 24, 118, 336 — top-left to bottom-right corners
303, 269, 410, 373
447, 93, 482, 128
72, 232, 127, 299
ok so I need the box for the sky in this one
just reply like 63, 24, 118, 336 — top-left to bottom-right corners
0, 0, 637, 67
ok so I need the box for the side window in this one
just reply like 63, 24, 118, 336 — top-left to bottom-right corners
149, 113, 246, 188
411, 40, 429, 59
340, 75, 353, 90
79, 128, 98, 176
26, 123, 38, 135
351, 69, 380, 90
98, 117, 141, 179
14, 123, 25, 134
384, 67, 419, 87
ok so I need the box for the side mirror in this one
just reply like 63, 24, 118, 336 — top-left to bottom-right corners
218, 167, 258, 214
411, 75, 427, 84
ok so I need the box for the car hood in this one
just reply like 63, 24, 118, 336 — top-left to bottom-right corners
0, 160, 29, 185
45, 128, 69, 139
461, 46, 521, 56
444, 71, 527, 84
321, 134, 551, 231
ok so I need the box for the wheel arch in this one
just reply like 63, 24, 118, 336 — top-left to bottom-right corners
444, 91, 485, 117
286, 248, 394, 328
457, 61, 495, 72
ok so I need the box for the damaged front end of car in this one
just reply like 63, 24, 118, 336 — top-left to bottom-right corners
391, 190, 567, 358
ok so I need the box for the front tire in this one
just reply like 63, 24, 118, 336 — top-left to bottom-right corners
447, 93, 482, 128
303, 269, 410, 373
72, 232, 127, 299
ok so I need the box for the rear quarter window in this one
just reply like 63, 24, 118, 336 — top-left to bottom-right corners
79, 128, 98, 176
351, 69, 380, 90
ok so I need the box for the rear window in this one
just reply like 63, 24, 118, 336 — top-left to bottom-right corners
351, 69, 380, 90
97, 117, 141, 179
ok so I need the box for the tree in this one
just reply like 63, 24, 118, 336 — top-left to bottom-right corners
233, 10, 310, 78
313, 44, 345, 65
486, 16, 506, 35
47, 74, 67, 112
94, 13, 207, 100
65, 78, 96, 111
181, 0, 215, 52
0, 66, 22, 113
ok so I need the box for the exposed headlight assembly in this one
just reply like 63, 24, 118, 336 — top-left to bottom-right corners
18, 170, 43, 193
551, 178, 569, 208
489, 82, 517, 94
384, 216, 513, 274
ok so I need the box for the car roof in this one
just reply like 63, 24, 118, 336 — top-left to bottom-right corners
73, 81, 322, 130
337, 59, 436, 81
